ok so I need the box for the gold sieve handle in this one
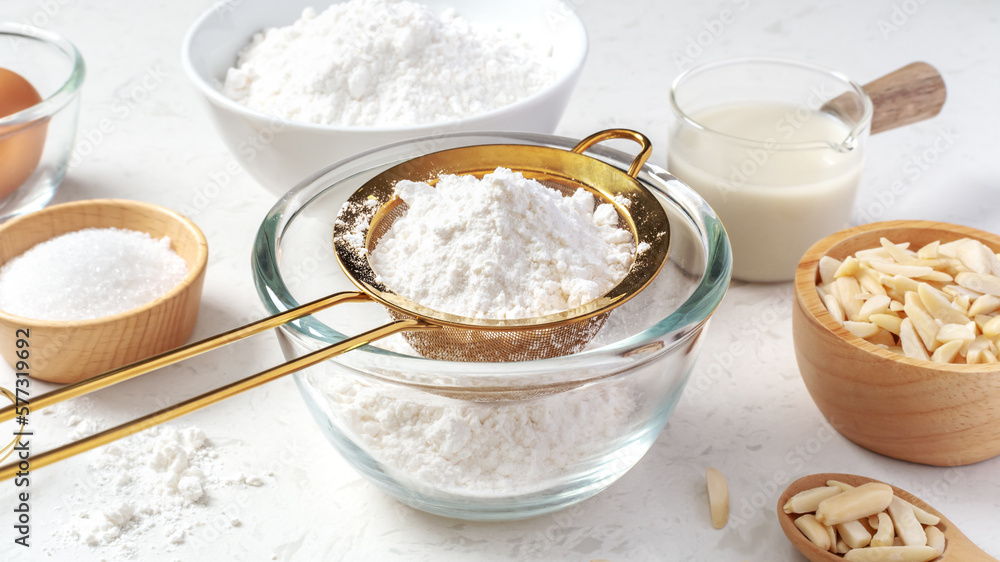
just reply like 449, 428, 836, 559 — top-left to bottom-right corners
0, 292, 435, 479
570, 129, 652, 178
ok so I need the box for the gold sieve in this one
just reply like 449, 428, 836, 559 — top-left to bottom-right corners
0, 129, 670, 479
334, 129, 670, 361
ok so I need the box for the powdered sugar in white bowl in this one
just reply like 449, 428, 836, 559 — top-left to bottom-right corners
182, 0, 588, 192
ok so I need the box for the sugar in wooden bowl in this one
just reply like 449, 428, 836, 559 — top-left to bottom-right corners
0, 199, 208, 383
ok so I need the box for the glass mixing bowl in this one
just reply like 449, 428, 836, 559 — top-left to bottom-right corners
252, 131, 731, 520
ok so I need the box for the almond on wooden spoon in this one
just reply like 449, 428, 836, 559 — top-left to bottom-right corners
777, 473, 996, 562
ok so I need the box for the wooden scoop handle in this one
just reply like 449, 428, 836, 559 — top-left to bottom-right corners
863, 61, 946, 134
823, 62, 946, 135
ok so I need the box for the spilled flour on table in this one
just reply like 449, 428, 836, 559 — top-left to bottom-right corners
41, 400, 264, 560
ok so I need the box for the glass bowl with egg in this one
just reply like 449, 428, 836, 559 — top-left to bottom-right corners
252, 131, 732, 520
0, 23, 84, 222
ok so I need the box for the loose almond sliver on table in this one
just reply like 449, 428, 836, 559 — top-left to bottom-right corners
817, 237, 1000, 364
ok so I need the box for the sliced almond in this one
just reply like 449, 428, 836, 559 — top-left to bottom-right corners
925, 525, 945, 555
819, 255, 842, 286
930, 340, 963, 363
956, 239, 995, 274
836, 256, 861, 278
903, 292, 940, 351
956, 271, 1000, 296
795, 514, 832, 551
826, 480, 855, 493
944, 284, 984, 300
843, 545, 941, 562
880, 237, 920, 265
917, 283, 971, 325
983, 315, 1000, 338
706, 467, 728, 529
857, 266, 888, 297
844, 321, 881, 339
870, 314, 903, 335
856, 247, 893, 261
837, 519, 873, 549
822, 292, 846, 323
885, 275, 920, 298
836, 276, 865, 322
858, 295, 892, 321
917, 270, 953, 283
900, 318, 930, 361
868, 260, 935, 279
953, 294, 971, 315
784, 485, 843, 514
969, 294, 1000, 316
887, 496, 927, 547
937, 240, 964, 258
815, 483, 894, 526
871, 512, 895, 547
936, 323, 976, 345
917, 240, 939, 259
897, 500, 939, 526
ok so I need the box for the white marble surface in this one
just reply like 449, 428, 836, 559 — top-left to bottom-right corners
2, 0, 999, 560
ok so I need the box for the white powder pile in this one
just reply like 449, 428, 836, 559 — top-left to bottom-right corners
368, 167, 636, 319
40, 406, 260, 560
316, 374, 637, 495
72, 428, 209, 545
222, 0, 556, 126
0, 227, 188, 321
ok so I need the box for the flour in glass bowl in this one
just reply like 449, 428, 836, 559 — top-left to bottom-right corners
316, 374, 638, 496
222, 0, 557, 127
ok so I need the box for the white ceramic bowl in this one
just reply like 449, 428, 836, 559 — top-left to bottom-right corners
181, 0, 588, 193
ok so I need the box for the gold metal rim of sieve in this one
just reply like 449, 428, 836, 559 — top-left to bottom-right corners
333, 129, 671, 332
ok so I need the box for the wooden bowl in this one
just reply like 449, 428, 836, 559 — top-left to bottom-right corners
0, 199, 208, 383
793, 220, 1000, 466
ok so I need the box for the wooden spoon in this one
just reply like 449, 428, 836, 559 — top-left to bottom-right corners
823, 61, 946, 135
777, 473, 997, 561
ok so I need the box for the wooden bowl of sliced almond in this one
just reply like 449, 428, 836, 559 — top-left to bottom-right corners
793, 220, 1000, 466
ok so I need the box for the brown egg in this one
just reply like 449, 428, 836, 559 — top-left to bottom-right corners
0, 67, 48, 200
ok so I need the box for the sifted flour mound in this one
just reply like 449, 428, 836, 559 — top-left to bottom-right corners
223, 0, 556, 126
368, 167, 636, 319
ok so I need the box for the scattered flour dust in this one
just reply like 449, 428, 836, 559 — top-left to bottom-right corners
222, 0, 556, 126
368, 167, 638, 319
41, 400, 261, 559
